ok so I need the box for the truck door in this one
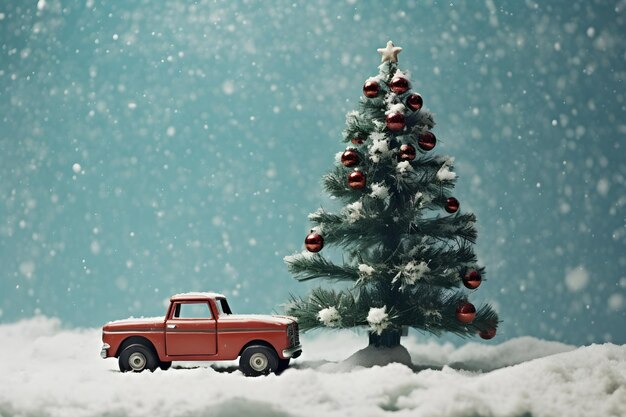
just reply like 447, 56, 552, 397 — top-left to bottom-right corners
165, 301, 217, 356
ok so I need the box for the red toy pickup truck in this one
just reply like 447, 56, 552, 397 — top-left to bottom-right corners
101, 292, 301, 376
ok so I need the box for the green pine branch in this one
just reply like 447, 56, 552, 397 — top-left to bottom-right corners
411, 213, 478, 244
288, 285, 499, 337
286, 287, 369, 331
405, 242, 479, 274
285, 253, 359, 283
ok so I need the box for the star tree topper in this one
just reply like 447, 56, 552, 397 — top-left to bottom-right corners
377, 40, 402, 63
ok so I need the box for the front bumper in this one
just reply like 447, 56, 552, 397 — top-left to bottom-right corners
282, 344, 302, 359
100, 343, 110, 359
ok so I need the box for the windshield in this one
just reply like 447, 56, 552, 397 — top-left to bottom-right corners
216, 298, 232, 315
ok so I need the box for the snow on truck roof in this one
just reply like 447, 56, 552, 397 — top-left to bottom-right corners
170, 292, 225, 301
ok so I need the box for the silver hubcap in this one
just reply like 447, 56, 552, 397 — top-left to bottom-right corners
249, 352, 268, 372
129, 352, 146, 371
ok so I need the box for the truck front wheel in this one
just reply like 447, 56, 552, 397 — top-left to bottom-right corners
119, 344, 158, 373
276, 358, 290, 373
239, 345, 279, 377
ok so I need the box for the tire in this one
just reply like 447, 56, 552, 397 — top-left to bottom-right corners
276, 358, 290, 373
159, 361, 172, 371
118, 344, 158, 373
239, 345, 279, 377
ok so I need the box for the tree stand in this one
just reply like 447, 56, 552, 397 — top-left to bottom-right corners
336, 328, 412, 370
368, 329, 402, 348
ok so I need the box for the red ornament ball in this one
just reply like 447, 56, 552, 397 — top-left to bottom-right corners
390, 76, 410, 94
363, 80, 380, 98
479, 327, 497, 340
445, 197, 460, 214
304, 232, 324, 253
348, 170, 366, 189
456, 301, 476, 324
462, 269, 482, 289
417, 131, 436, 151
341, 149, 360, 167
406, 93, 423, 111
351, 137, 365, 145
386, 113, 405, 131
398, 144, 416, 162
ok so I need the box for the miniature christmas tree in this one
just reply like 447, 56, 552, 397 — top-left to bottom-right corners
284, 41, 499, 348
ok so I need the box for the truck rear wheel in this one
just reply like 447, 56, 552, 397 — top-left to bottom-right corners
239, 345, 279, 377
119, 344, 158, 373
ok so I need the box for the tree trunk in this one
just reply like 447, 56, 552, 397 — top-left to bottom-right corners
368, 329, 401, 347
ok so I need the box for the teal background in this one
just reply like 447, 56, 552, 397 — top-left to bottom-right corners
1, 0, 624, 345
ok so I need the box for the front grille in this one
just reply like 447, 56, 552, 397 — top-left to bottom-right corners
288, 323, 300, 347
294, 322, 300, 345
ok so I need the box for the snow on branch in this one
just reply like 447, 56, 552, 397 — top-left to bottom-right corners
356, 263, 376, 285
317, 306, 342, 327
396, 161, 413, 174
367, 306, 391, 335
343, 201, 365, 223
369, 183, 389, 199
436, 157, 457, 182
392, 261, 431, 291
368, 132, 391, 163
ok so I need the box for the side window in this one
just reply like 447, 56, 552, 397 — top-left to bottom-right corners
173, 302, 212, 319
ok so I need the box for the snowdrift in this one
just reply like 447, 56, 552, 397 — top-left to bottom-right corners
0, 317, 624, 417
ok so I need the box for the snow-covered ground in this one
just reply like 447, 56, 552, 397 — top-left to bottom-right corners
1, 317, 624, 417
